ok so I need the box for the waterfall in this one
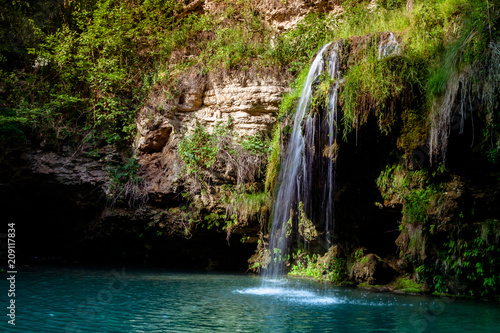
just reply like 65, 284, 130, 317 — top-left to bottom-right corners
378, 32, 401, 59
264, 42, 342, 279
324, 43, 341, 249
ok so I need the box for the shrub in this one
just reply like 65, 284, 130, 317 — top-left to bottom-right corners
105, 157, 147, 207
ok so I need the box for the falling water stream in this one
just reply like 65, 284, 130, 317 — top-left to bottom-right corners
259, 36, 405, 300
264, 42, 341, 280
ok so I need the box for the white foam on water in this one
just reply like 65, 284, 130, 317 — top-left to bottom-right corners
298, 296, 340, 305
235, 287, 346, 306
236, 287, 315, 298
261, 278, 289, 285
236, 287, 410, 308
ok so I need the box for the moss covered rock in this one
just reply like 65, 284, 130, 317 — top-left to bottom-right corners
350, 253, 396, 285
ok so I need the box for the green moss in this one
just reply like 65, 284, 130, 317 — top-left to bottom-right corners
358, 283, 383, 289
340, 46, 427, 139
398, 108, 430, 156
265, 124, 282, 193
394, 277, 423, 293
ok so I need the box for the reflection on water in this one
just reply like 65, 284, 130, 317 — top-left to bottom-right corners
2, 267, 499, 332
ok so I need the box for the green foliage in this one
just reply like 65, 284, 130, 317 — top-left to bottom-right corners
379, 162, 498, 297
177, 119, 270, 237
422, 0, 495, 98
2, 0, 322, 148
106, 157, 141, 184
202, 212, 228, 230
377, 163, 442, 213
0, 113, 26, 141
334, 0, 410, 40
328, 258, 348, 284
1, 0, 176, 146
0, 66, 88, 143
353, 248, 365, 262
201, 8, 268, 70
1, 0, 495, 151
241, 134, 270, 156
417, 220, 500, 297
289, 250, 347, 284
377, 163, 445, 263
0, 0, 68, 63
272, 12, 336, 74
377, 164, 437, 205
289, 253, 322, 279
105, 157, 147, 207
178, 120, 219, 176
165, 194, 233, 237
486, 146, 499, 164
178, 119, 269, 182
310, 72, 335, 115
225, 189, 270, 227
404, 186, 440, 225
335, 0, 495, 144
377, 0, 405, 10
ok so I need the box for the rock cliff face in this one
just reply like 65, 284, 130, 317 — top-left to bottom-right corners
1, 68, 291, 268
253, 0, 341, 30
187, 0, 340, 30
29, 147, 110, 187
134, 70, 289, 204
140, 71, 289, 136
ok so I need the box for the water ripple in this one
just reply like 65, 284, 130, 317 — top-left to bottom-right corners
7, 267, 500, 333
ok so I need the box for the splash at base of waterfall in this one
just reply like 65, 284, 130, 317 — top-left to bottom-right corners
235, 279, 408, 307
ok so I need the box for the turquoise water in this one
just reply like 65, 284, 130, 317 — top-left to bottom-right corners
2, 267, 499, 332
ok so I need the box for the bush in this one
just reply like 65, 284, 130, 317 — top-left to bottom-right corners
105, 157, 147, 207
178, 120, 218, 177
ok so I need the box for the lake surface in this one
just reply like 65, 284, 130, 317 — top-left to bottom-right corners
2, 266, 499, 332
